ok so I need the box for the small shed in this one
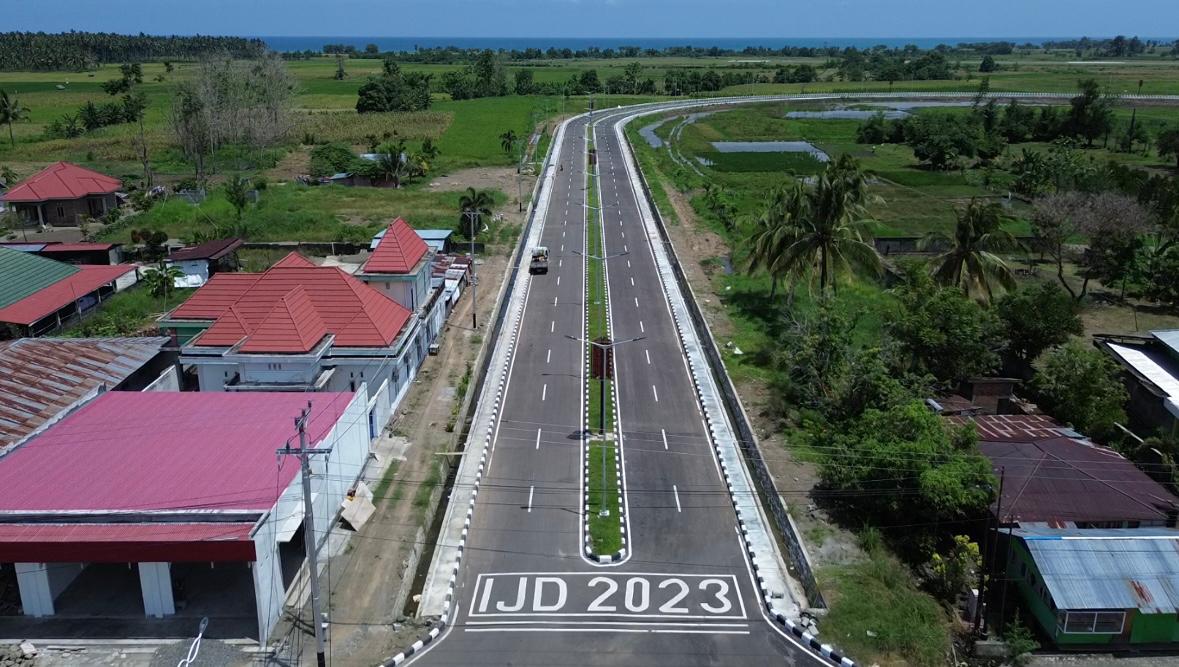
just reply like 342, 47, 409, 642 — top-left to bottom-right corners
166, 238, 243, 288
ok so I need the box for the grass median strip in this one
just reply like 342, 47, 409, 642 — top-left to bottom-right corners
586, 440, 622, 555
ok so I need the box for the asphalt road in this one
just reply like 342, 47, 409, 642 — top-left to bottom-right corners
412, 107, 819, 666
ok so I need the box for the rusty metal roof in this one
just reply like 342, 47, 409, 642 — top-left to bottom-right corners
0, 337, 168, 448
1015, 527, 1179, 613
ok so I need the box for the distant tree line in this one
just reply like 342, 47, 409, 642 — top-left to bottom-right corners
0, 31, 266, 71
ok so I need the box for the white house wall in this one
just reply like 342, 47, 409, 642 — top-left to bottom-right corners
251, 385, 372, 643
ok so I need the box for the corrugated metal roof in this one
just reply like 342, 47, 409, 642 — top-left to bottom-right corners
38, 242, 119, 253
167, 238, 243, 262
416, 229, 454, 240
953, 415, 1179, 525
1107, 342, 1179, 398
0, 162, 121, 203
1015, 527, 1179, 613
1152, 330, 1179, 359
0, 391, 352, 513
0, 247, 79, 308
0, 337, 168, 447
0, 263, 136, 325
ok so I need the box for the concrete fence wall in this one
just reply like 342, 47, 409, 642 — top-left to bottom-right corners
628, 137, 826, 609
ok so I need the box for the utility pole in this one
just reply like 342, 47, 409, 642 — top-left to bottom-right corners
974, 467, 1004, 635
465, 210, 479, 330
277, 403, 332, 667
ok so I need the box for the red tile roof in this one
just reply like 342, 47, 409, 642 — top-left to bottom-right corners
173, 252, 411, 351
168, 273, 262, 320
239, 285, 329, 353
0, 391, 353, 513
0, 264, 135, 325
364, 218, 429, 274
1, 162, 121, 203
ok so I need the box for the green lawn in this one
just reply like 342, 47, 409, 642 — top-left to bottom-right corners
61, 283, 194, 337
100, 183, 508, 244
586, 441, 622, 555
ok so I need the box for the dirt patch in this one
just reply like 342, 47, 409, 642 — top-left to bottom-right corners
265, 147, 311, 182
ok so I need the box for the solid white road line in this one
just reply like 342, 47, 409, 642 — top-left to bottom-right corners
536, 428, 542, 450
527, 485, 534, 512
542, 384, 547, 401
673, 484, 682, 512
661, 428, 669, 450
652, 385, 659, 402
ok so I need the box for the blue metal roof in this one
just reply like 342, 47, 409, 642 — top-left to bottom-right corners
415, 229, 453, 240
1015, 528, 1179, 613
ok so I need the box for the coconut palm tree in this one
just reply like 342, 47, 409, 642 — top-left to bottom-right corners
747, 158, 883, 294
921, 198, 1018, 303
142, 260, 185, 306
459, 187, 494, 239
0, 90, 29, 147
747, 181, 807, 299
499, 129, 518, 157
374, 140, 409, 188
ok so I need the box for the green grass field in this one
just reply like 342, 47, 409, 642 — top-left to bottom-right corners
586, 441, 622, 555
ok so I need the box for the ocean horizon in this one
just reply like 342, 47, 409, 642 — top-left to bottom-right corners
257, 35, 1177, 53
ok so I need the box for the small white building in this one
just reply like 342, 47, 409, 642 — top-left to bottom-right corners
165, 238, 243, 288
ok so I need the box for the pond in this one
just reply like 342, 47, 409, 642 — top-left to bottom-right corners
710, 141, 830, 162
786, 109, 909, 120
639, 118, 672, 148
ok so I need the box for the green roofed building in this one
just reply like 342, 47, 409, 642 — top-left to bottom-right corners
0, 247, 137, 338
1008, 528, 1179, 646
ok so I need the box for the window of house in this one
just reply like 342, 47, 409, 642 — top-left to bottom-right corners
1061, 611, 1125, 634
56, 205, 65, 219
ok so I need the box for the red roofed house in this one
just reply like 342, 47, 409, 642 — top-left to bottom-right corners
160, 251, 426, 429
0, 247, 138, 338
0, 389, 372, 642
0, 162, 121, 227
357, 217, 434, 312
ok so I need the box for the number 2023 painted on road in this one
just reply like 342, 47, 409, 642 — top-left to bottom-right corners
469, 573, 746, 619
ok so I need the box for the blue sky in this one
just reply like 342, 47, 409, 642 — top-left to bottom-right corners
5, 0, 1176, 38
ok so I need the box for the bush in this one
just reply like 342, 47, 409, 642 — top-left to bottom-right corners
1032, 340, 1128, 441
309, 143, 356, 177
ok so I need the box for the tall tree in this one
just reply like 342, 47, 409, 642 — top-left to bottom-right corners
373, 140, 409, 188
996, 282, 1083, 373
1067, 79, 1114, 147
1033, 340, 1128, 440
797, 158, 884, 291
1158, 128, 1179, 169
747, 182, 807, 298
0, 90, 27, 147
223, 174, 251, 221
921, 198, 1018, 303
459, 187, 494, 240
499, 129, 519, 157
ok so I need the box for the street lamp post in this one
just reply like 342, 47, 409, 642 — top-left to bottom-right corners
566, 333, 644, 518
